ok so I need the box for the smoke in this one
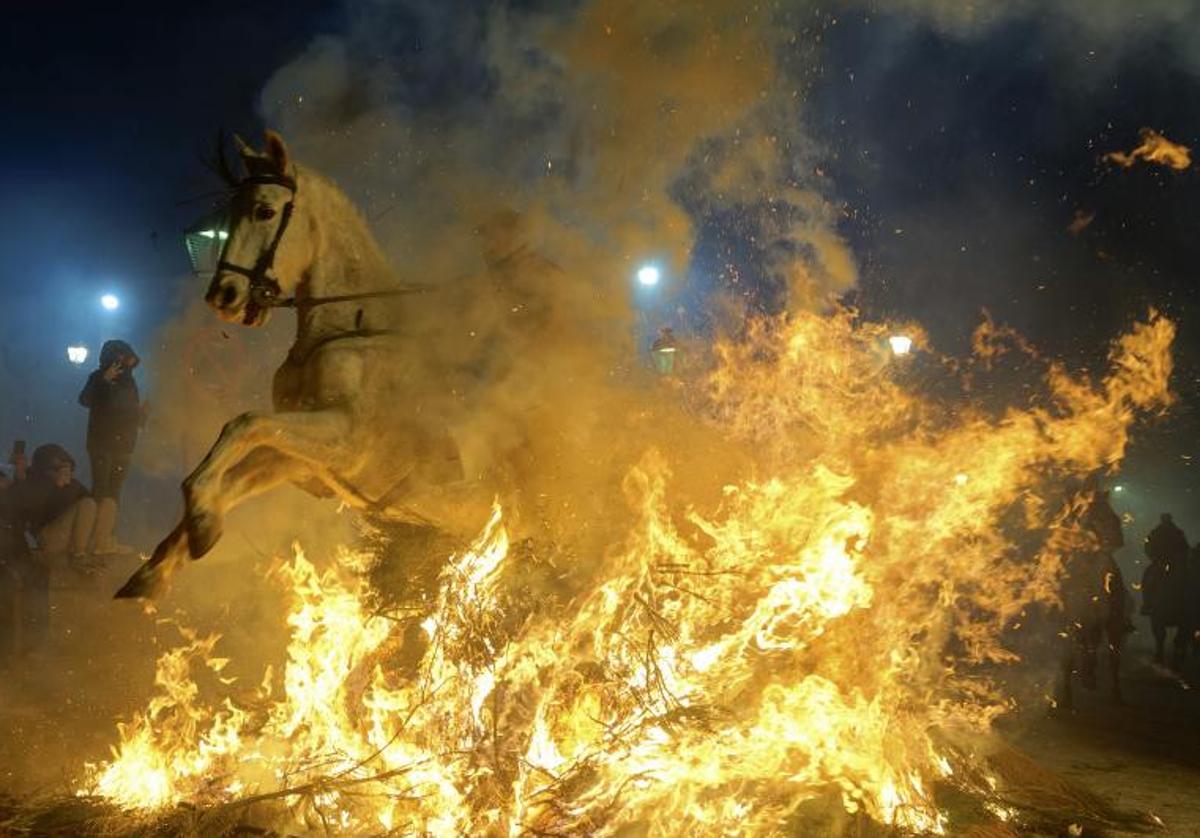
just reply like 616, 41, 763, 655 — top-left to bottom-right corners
151, 0, 858, 564
869, 0, 1200, 57
258, 0, 854, 310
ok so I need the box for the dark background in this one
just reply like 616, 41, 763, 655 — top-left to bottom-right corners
0, 1, 1195, 546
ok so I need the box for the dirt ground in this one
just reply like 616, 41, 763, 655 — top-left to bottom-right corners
1006, 635, 1200, 837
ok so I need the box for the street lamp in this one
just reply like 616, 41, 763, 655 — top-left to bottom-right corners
100, 293, 120, 311
67, 345, 89, 365
636, 265, 661, 287
888, 335, 913, 357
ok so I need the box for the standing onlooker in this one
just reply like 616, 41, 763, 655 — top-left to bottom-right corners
78, 339, 142, 555
1141, 512, 1192, 668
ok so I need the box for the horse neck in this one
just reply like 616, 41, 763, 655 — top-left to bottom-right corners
296, 169, 398, 338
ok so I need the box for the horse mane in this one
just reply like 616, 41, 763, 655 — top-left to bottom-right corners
296, 165, 399, 293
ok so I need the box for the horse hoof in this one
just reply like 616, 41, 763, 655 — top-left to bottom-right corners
186, 512, 223, 559
114, 562, 167, 600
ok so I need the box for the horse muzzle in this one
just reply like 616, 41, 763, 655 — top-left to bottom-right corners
206, 272, 269, 326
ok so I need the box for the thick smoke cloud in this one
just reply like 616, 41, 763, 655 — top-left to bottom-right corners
258, 1, 855, 314
873, 0, 1200, 51
127, 0, 857, 566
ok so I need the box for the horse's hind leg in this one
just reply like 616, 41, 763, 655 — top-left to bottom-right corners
1056, 643, 1075, 713
1080, 627, 1100, 691
183, 410, 352, 559
1171, 626, 1188, 671
1106, 621, 1124, 704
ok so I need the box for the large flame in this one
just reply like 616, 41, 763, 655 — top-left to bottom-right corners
81, 309, 1173, 834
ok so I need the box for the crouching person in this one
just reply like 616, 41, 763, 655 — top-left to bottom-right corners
1, 444, 94, 653
21, 445, 97, 561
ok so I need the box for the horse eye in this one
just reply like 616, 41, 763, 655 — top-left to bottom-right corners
254, 205, 277, 221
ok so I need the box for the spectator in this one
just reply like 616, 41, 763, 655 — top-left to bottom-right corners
4, 444, 96, 559
79, 339, 143, 555
1141, 512, 1192, 667
0, 444, 95, 654
0, 462, 22, 661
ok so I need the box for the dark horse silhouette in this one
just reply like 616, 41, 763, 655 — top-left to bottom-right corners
1056, 488, 1130, 709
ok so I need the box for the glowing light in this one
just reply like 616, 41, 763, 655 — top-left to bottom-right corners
199, 230, 216, 239
888, 335, 913, 356
636, 265, 661, 287
1113, 485, 1123, 493
954, 473, 969, 486
67, 346, 89, 365
100, 293, 120, 311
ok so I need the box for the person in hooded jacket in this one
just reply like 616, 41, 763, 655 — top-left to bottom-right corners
78, 339, 143, 555
0, 444, 96, 652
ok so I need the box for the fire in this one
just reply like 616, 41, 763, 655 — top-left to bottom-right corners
1104, 127, 1192, 170
80, 309, 1173, 834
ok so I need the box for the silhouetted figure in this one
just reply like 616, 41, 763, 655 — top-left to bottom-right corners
1058, 487, 1131, 708
0, 464, 22, 663
1141, 512, 1193, 668
79, 339, 142, 555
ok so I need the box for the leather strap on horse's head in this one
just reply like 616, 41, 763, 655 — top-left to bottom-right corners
216, 172, 298, 310
215, 171, 435, 313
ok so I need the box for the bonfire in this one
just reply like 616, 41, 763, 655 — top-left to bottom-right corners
2, 308, 1172, 836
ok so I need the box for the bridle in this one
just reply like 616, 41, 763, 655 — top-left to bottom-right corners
216, 171, 430, 314
216, 172, 299, 312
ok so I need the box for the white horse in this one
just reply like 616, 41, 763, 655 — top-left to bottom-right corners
117, 132, 493, 598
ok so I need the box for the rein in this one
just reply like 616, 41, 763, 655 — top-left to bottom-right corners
217, 172, 433, 312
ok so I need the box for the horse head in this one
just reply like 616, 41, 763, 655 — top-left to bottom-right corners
206, 131, 314, 326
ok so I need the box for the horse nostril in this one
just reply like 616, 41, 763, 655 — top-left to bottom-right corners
220, 284, 239, 308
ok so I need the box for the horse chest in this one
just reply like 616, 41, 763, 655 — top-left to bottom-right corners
272, 361, 308, 411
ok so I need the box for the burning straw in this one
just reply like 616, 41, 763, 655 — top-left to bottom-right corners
4, 309, 1174, 836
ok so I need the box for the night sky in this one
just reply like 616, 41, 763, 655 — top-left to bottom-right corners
1, 1, 1197, 538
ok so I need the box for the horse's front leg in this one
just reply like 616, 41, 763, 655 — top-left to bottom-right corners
115, 448, 315, 600
184, 410, 352, 558
114, 521, 187, 599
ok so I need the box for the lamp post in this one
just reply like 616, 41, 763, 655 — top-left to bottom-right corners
888, 335, 913, 357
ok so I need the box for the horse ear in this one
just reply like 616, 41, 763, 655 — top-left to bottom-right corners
264, 130, 290, 175
233, 133, 255, 158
